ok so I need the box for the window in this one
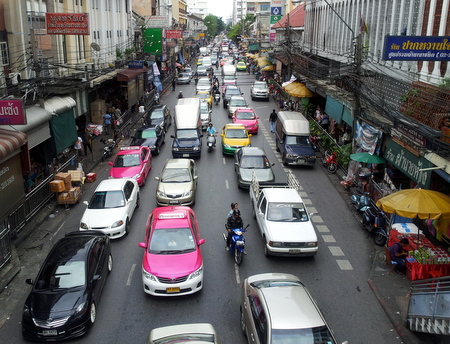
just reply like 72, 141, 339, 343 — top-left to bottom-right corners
260, 4, 269, 11
0, 42, 8, 66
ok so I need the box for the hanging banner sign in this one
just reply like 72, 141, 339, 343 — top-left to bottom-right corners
383, 36, 450, 61
46, 13, 89, 35
0, 100, 26, 125
270, 15, 282, 24
165, 30, 183, 39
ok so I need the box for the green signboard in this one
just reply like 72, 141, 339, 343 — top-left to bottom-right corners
143, 28, 163, 54
270, 15, 282, 24
384, 138, 432, 188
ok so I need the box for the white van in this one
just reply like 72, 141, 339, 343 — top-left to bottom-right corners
171, 98, 203, 159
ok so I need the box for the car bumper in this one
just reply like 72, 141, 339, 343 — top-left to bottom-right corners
172, 151, 201, 159
79, 226, 126, 239
266, 244, 318, 257
142, 271, 203, 296
156, 194, 195, 207
284, 157, 316, 166
222, 145, 243, 155
177, 80, 191, 85
251, 93, 269, 99
22, 316, 91, 342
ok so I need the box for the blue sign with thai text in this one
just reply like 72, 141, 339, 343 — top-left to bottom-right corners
383, 36, 450, 61
128, 60, 144, 69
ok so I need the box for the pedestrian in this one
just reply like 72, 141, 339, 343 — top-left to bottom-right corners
103, 112, 112, 135
172, 77, 176, 91
278, 98, 284, 110
82, 129, 92, 156
269, 109, 278, 133
74, 136, 83, 156
389, 238, 409, 274
320, 112, 330, 132
315, 105, 322, 122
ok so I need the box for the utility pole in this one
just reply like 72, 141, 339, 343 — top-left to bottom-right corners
286, 13, 291, 81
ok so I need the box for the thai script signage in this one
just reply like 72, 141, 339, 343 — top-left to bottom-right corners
46, 13, 89, 35
384, 138, 432, 188
145, 16, 169, 28
165, 30, 183, 39
383, 36, 450, 61
0, 100, 25, 125
128, 61, 144, 69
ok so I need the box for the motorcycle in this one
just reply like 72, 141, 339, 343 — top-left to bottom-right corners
350, 190, 371, 212
223, 224, 249, 265
207, 134, 216, 153
153, 92, 160, 105
214, 93, 220, 105
322, 151, 338, 173
362, 203, 388, 246
100, 138, 116, 161
309, 134, 321, 151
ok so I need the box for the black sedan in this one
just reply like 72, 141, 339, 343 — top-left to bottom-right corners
22, 231, 112, 342
144, 105, 172, 132
131, 125, 165, 155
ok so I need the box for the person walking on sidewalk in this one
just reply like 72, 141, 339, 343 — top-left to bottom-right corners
269, 109, 278, 133
172, 77, 176, 91
103, 113, 112, 135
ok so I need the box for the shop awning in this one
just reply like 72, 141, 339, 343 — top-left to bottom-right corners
10, 106, 52, 149
283, 82, 314, 98
0, 128, 27, 162
117, 67, 147, 82
90, 70, 118, 87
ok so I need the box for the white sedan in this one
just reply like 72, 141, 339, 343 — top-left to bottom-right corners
80, 178, 140, 239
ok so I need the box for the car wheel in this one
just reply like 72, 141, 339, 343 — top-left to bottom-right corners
282, 154, 288, 166
240, 307, 247, 337
107, 254, 113, 273
155, 146, 160, 155
136, 193, 140, 208
125, 219, 130, 235
264, 243, 270, 257
89, 302, 96, 326
252, 201, 256, 219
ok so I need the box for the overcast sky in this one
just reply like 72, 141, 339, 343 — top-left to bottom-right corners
207, 0, 233, 20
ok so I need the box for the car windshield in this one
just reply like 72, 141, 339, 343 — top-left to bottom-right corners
197, 93, 210, 99
149, 227, 196, 253
152, 334, 215, 343
150, 109, 164, 119
236, 111, 255, 120
89, 190, 126, 209
226, 88, 241, 96
254, 83, 267, 89
161, 168, 192, 183
224, 75, 236, 80
198, 66, 207, 71
36, 260, 86, 290
113, 153, 141, 167
285, 135, 310, 146
200, 104, 209, 114
177, 129, 198, 139
137, 129, 157, 139
240, 156, 270, 169
226, 128, 247, 138
198, 79, 210, 86
271, 326, 337, 344
179, 73, 188, 78
267, 203, 309, 222
230, 99, 247, 107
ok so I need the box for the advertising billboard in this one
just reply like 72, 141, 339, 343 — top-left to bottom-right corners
46, 13, 89, 35
383, 36, 450, 61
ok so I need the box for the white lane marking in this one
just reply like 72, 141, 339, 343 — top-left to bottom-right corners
311, 215, 324, 223
336, 260, 354, 270
321, 235, 336, 243
302, 198, 312, 205
298, 191, 308, 198
51, 222, 65, 240
127, 264, 136, 286
225, 180, 229, 189
223, 158, 226, 164
329, 246, 345, 256
235, 264, 240, 284
283, 168, 292, 172
316, 225, 330, 233
308, 207, 318, 213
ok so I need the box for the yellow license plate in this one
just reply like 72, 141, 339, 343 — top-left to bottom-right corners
166, 287, 180, 293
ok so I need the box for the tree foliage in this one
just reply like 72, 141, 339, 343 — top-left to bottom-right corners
203, 15, 226, 38
227, 14, 255, 42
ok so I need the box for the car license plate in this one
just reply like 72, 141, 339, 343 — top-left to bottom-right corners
42, 330, 58, 336
169, 200, 179, 204
289, 249, 301, 254
182, 154, 189, 157
166, 287, 180, 293
297, 159, 305, 164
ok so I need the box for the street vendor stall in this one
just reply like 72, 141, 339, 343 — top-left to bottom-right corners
377, 188, 450, 281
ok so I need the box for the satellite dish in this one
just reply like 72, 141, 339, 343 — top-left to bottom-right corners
91, 42, 101, 51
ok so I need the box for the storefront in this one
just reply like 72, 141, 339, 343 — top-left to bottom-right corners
117, 66, 147, 110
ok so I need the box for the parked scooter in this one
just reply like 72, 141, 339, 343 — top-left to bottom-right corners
100, 138, 116, 161
223, 224, 249, 265
362, 203, 388, 246
309, 134, 321, 151
322, 151, 338, 173
350, 190, 371, 212
207, 134, 216, 153
153, 92, 160, 105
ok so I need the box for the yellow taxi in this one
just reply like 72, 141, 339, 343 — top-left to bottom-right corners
197, 57, 203, 65
195, 91, 213, 106
236, 61, 247, 71
220, 123, 252, 155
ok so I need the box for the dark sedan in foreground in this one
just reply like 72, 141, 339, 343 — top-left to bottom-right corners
131, 125, 165, 155
22, 231, 112, 342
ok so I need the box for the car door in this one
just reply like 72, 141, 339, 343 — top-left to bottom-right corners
190, 160, 198, 193
124, 180, 137, 218
142, 147, 151, 177
243, 292, 266, 344
256, 196, 268, 238
89, 241, 107, 302
234, 149, 242, 174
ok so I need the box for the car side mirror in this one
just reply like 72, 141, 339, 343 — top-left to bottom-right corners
256, 116, 260, 119
83, 201, 89, 206
220, 134, 224, 137
170, 135, 175, 138
232, 116, 235, 120
138, 242, 147, 249
200, 134, 204, 138
154, 176, 160, 181
248, 134, 252, 137
271, 163, 275, 166
194, 175, 198, 180
25, 278, 33, 285
108, 162, 113, 166
198, 238, 206, 246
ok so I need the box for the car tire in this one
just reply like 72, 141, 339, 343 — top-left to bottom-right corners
155, 146, 160, 155
125, 219, 130, 235
282, 154, 288, 166
136, 193, 140, 208
240, 307, 247, 337
252, 201, 256, 219
107, 254, 113, 274
264, 243, 270, 257
89, 302, 96, 326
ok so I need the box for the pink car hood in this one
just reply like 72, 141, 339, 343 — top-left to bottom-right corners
142, 250, 203, 278
109, 165, 141, 179
234, 118, 258, 127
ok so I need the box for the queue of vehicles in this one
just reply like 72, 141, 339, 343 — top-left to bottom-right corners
20, 43, 343, 343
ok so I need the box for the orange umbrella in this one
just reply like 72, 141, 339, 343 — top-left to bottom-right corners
376, 189, 450, 220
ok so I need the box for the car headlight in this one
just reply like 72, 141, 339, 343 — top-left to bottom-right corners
157, 190, 166, 197
149, 145, 156, 149
111, 220, 124, 228
224, 143, 231, 148
268, 241, 282, 247
307, 242, 318, 247
143, 269, 158, 281
74, 301, 88, 316
22, 304, 30, 318
193, 146, 200, 151
173, 147, 179, 151
189, 266, 203, 280
133, 173, 141, 180
182, 190, 192, 197
80, 222, 88, 230
286, 154, 296, 159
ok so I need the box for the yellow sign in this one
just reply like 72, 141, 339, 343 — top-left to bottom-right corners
199, 33, 205, 37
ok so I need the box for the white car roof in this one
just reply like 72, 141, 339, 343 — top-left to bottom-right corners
95, 178, 136, 192
262, 188, 302, 203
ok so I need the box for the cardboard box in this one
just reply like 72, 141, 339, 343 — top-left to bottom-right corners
50, 180, 65, 193
55, 172, 71, 183
68, 170, 82, 182
68, 186, 81, 200
58, 192, 69, 202
64, 181, 72, 192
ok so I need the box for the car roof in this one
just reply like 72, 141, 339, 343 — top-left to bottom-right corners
240, 147, 265, 156
95, 178, 136, 191
260, 284, 326, 329
151, 206, 193, 229
225, 85, 240, 91
117, 146, 144, 155
262, 188, 303, 202
229, 95, 245, 101
253, 81, 267, 86
235, 108, 254, 113
163, 158, 192, 169
150, 104, 167, 112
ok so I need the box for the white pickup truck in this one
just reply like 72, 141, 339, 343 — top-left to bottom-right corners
249, 171, 318, 257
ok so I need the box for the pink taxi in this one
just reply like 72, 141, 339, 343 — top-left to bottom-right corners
108, 146, 151, 186
138, 206, 205, 296
232, 108, 260, 134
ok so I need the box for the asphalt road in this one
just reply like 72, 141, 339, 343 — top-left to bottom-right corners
0, 70, 403, 344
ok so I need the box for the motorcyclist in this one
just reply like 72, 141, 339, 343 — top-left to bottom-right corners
177, 91, 184, 99
194, 72, 198, 85
206, 122, 217, 146
226, 209, 243, 250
